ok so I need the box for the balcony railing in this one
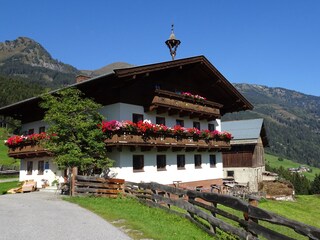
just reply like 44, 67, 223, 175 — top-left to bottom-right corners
146, 89, 222, 120
8, 144, 51, 159
104, 134, 230, 151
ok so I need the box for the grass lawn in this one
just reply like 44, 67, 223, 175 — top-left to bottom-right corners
66, 196, 234, 240
67, 195, 320, 240
0, 174, 19, 179
259, 195, 320, 228
265, 153, 320, 181
258, 195, 320, 239
0, 139, 19, 169
0, 181, 19, 195
218, 195, 320, 239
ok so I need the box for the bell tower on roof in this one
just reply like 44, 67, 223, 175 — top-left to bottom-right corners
165, 24, 181, 60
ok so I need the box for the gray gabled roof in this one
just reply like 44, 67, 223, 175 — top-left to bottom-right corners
222, 119, 268, 147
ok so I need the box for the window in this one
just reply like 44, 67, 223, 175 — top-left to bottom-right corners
208, 124, 215, 131
227, 171, 234, 178
39, 126, 45, 133
28, 129, 34, 135
133, 155, 144, 171
157, 155, 166, 171
177, 155, 185, 169
210, 155, 216, 168
44, 161, 49, 169
132, 114, 143, 123
176, 119, 184, 127
193, 121, 200, 130
194, 154, 202, 168
156, 117, 166, 125
27, 161, 33, 175
38, 161, 44, 175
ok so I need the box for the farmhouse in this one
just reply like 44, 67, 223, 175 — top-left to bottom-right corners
222, 119, 268, 192
0, 56, 253, 188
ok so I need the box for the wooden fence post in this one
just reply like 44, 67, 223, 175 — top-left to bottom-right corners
245, 195, 259, 237
210, 202, 218, 234
71, 167, 78, 196
187, 195, 196, 219
248, 196, 259, 223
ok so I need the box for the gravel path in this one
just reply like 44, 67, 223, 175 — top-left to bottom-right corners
0, 191, 132, 240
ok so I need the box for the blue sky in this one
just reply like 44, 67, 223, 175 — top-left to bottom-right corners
1, 1, 320, 96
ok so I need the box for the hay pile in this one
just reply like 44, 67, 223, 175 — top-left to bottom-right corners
259, 180, 294, 197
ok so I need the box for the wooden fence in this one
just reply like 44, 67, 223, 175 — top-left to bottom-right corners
125, 181, 320, 240
73, 175, 124, 197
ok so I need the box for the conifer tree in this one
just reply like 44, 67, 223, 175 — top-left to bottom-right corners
311, 174, 320, 194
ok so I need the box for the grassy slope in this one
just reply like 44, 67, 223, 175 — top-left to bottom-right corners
0, 181, 19, 194
259, 195, 320, 228
0, 135, 19, 168
265, 153, 320, 181
218, 195, 320, 239
67, 195, 320, 240
66, 196, 217, 240
258, 195, 320, 239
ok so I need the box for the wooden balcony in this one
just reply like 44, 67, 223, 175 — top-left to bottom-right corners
104, 134, 230, 152
8, 144, 51, 159
146, 89, 223, 120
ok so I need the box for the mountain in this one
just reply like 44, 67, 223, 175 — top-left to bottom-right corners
223, 84, 320, 167
0, 37, 79, 88
81, 62, 135, 77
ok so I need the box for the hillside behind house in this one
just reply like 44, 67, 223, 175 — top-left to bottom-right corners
1, 37, 320, 167
223, 84, 320, 167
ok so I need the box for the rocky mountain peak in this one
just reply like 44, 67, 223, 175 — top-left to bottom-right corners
0, 37, 79, 87
0, 37, 78, 74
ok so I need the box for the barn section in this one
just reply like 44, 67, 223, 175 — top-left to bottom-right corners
222, 119, 269, 192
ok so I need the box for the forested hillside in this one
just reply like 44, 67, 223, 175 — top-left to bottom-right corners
0, 75, 45, 108
223, 84, 320, 167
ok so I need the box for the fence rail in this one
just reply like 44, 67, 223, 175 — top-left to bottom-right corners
125, 181, 320, 240
73, 176, 124, 197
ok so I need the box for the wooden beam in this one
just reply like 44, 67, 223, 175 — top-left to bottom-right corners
156, 146, 170, 152
179, 110, 190, 118
156, 107, 168, 115
130, 146, 136, 152
141, 146, 153, 152
172, 146, 184, 152
168, 108, 179, 116
185, 147, 196, 152
197, 147, 207, 152
116, 146, 122, 152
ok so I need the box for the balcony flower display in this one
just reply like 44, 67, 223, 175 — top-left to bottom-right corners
101, 120, 233, 142
181, 92, 206, 101
5, 132, 51, 148
187, 127, 201, 136
6, 120, 233, 149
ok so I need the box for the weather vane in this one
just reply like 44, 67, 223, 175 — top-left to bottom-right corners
165, 24, 181, 60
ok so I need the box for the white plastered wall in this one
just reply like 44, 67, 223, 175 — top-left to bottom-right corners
223, 166, 265, 192
19, 157, 64, 188
109, 149, 223, 184
20, 120, 48, 134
